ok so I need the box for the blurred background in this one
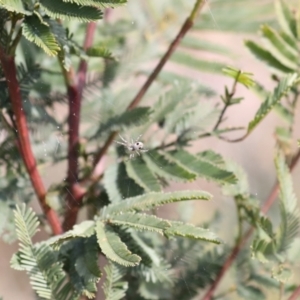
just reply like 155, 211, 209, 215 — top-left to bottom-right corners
1, 0, 300, 299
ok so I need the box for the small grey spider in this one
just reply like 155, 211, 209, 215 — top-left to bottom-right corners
115, 134, 148, 159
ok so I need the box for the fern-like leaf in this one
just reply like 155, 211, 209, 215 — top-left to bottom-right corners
40, 0, 103, 22
13, 204, 39, 246
62, 0, 126, 8
103, 261, 128, 300
22, 15, 61, 57
275, 151, 299, 253
248, 73, 298, 133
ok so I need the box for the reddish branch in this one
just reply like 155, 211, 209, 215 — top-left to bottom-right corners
63, 22, 97, 231
201, 149, 300, 300
0, 47, 62, 235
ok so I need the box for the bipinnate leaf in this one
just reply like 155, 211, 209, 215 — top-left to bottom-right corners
96, 221, 141, 267
103, 190, 212, 215
108, 212, 171, 234
248, 73, 298, 133
22, 15, 61, 57
40, 0, 103, 22
164, 221, 221, 244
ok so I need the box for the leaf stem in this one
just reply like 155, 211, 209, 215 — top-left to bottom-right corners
213, 70, 240, 131
201, 148, 300, 300
0, 47, 62, 235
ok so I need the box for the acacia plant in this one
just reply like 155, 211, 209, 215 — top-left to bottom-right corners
1, 0, 300, 299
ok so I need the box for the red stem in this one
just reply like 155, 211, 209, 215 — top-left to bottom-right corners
0, 48, 62, 235
63, 22, 97, 231
201, 149, 300, 300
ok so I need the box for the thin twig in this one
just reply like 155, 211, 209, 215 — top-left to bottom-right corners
0, 47, 62, 235
62, 22, 97, 231
92, 0, 206, 169
201, 148, 300, 300
213, 72, 240, 131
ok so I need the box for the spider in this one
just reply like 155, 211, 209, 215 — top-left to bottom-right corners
115, 134, 148, 159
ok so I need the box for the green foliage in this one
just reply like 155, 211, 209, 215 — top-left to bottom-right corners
2, 0, 300, 299
22, 15, 61, 57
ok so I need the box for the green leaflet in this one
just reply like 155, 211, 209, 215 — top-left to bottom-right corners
245, 40, 295, 73
125, 159, 161, 192
50, 220, 95, 249
261, 24, 298, 66
142, 150, 196, 182
248, 73, 298, 134
40, 0, 103, 22
86, 46, 114, 59
164, 221, 221, 244
62, 0, 127, 8
108, 212, 171, 234
22, 15, 61, 57
103, 261, 128, 300
0, 0, 30, 14
96, 221, 141, 267
103, 190, 211, 215
275, 0, 297, 38
197, 150, 225, 167
169, 149, 237, 184
103, 162, 144, 203
65, 237, 101, 298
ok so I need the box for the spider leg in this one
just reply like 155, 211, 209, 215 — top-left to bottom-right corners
129, 153, 135, 159
115, 140, 127, 146
140, 149, 148, 153
136, 150, 141, 156
134, 134, 143, 143
118, 134, 128, 143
